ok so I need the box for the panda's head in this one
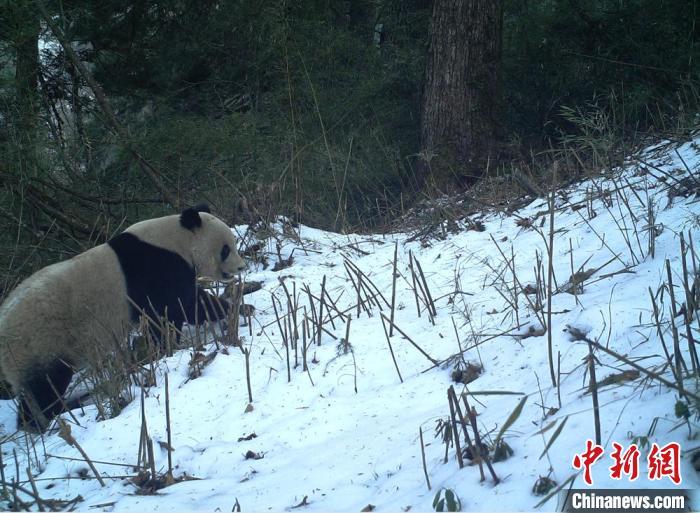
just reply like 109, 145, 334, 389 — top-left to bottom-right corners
180, 205, 246, 281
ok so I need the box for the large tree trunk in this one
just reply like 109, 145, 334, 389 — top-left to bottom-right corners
419, 0, 502, 189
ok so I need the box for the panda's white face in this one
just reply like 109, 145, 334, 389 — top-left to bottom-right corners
191, 213, 246, 281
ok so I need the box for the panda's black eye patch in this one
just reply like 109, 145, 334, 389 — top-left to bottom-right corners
221, 244, 231, 261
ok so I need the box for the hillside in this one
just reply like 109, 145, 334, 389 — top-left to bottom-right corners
1, 136, 699, 511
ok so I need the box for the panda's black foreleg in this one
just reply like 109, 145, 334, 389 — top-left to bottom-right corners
17, 359, 73, 432
194, 289, 232, 343
196, 289, 230, 323
145, 318, 185, 356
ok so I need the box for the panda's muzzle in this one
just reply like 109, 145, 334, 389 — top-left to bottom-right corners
221, 266, 245, 281
220, 259, 246, 281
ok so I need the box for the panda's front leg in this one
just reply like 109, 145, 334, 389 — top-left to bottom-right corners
144, 321, 181, 355
195, 288, 230, 323
17, 359, 73, 432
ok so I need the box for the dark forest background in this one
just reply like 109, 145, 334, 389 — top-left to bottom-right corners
0, 0, 698, 286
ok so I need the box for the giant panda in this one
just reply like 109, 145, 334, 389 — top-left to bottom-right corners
0, 205, 245, 432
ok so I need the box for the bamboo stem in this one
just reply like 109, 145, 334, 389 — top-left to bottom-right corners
419, 427, 431, 491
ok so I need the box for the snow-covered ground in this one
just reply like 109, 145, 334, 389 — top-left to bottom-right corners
2, 136, 700, 511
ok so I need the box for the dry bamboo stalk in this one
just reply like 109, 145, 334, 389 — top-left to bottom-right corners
302, 284, 319, 343
583, 336, 700, 402
349, 265, 378, 317
57, 420, 105, 487
244, 348, 253, 403
408, 250, 421, 317
461, 394, 499, 483
147, 438, 156, 481
390, 242, 398, 336
323, 288, 339, 329
288, 302, 297, 367
380, 314, 438, 365
423, 325, 524, 373
271, 294, 288, 347
380, 316, 403, 383
569, 239, 580, 307
223, 281, 243, 347
512, 244, 521, 327
546, 179, 556, 388
302, 309, 308, 371
447, 390, 464, 469
419, 427, 431, 491
557, 351, 562, 410
284, 319, 291, 382
688, 231, 700, 338
349, 263, 362, 318
448, 386, 483, 480
280, 281, 297, 361
25, 469, 44, 512
490, 235, 546, 328
317, 276, 326, 345
586, 343, 601, 445
6, 478, 47, 510
344, 258, 390, 308
679, 234, 700, 373
353, 266, 381, 312
648, 287, 675, 371
323, 288, 346, 323
12, 448, 19, 494
411, 254, 434, 323
292, 282, 299, 344
165, 374, 173, 479
344, 315, 352, 355
666, 259, 686, 398
414, 256, 436, 317
137, 388, 148, 470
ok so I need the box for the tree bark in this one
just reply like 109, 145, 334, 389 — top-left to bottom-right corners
420, 0, 503, 189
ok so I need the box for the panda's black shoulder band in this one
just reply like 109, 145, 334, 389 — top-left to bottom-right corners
108, 232, 197, 325
180, 204, 210, 231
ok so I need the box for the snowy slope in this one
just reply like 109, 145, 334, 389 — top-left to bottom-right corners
1, 136, 700, 511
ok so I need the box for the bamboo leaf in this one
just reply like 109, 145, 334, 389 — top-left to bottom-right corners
539, 416, 569, 460
495, 395, 527, 444
530, 420, 556, 437
464, 390, 525, 396
432, 491, 441, 510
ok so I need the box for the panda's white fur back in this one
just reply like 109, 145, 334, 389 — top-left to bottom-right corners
0, 244, 130, 388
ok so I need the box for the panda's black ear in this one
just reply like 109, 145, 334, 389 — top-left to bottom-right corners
180, 206, 205, 231
193, 203, 211, 214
